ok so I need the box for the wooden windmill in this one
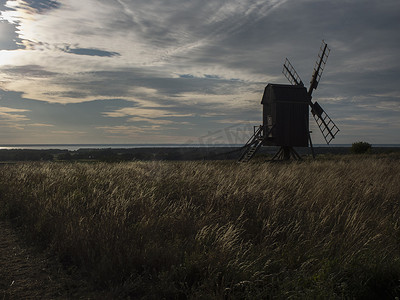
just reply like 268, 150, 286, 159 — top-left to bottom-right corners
238, 41, 339, 162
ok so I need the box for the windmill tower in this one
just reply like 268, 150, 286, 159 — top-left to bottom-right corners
238, 41, 339, 162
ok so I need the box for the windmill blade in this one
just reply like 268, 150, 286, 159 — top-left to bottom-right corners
311, 102, 339, 144
308, 40, 330, 97
282, 58, 304, 86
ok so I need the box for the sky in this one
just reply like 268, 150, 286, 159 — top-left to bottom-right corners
0, 0, 399, 145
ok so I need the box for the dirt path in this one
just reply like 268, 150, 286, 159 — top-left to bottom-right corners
0, 220, 103, 299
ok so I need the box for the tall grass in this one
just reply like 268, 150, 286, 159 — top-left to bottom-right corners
0, 156, 399, 298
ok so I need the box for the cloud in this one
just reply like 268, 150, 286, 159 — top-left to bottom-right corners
22, 0, 61, 14
0, 0, 399, 144
0, 106, 29, 121
1, 64, 58, 78
103, 107, 193, 119
60, 46, 120, 57
127, 117, 175, 125
28, 122, 53, 127
97, 125, 160, 135
96, 124, 195, 143
0, 106, 29, 113
50, 130, 86, 135
0, 105, 29, 130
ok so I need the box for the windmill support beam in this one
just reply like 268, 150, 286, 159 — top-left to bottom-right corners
272, 146, 302, 161
308, 131, 315, 159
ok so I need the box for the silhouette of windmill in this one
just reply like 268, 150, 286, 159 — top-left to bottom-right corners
238, 41, 339, 162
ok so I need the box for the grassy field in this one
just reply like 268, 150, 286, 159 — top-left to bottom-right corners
0, 155, 399, 298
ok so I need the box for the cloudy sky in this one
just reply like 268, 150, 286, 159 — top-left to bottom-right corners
0, 0, 399, 145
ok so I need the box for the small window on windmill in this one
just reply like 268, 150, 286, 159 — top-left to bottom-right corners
267, 115, 273, 137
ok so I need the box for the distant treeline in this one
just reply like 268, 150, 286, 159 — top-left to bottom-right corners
58, 147, 242, 161
0, 149, 57, 161
0, 147, 242, 162
0, 146, 399, 162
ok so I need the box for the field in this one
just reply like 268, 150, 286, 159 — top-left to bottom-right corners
0, 155, 400, 298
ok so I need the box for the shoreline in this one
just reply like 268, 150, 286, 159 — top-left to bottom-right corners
0, 146, 399, 162
1, 144, 399, 151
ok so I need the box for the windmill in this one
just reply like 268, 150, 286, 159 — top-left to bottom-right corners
238, 40, 339, 162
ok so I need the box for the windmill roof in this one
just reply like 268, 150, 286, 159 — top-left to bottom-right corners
261, 83, 308, 104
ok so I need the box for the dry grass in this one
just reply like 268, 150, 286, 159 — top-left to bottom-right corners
0, 155, 399, 298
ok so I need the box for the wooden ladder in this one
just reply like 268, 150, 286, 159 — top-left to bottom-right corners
238, 125, 274, 162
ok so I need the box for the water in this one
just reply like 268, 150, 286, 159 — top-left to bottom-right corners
0, 144, 244, 151
0, 144, 398, 151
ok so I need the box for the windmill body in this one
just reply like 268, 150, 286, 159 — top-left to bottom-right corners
261, 84, 309, 147
238, 41, 339, 162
